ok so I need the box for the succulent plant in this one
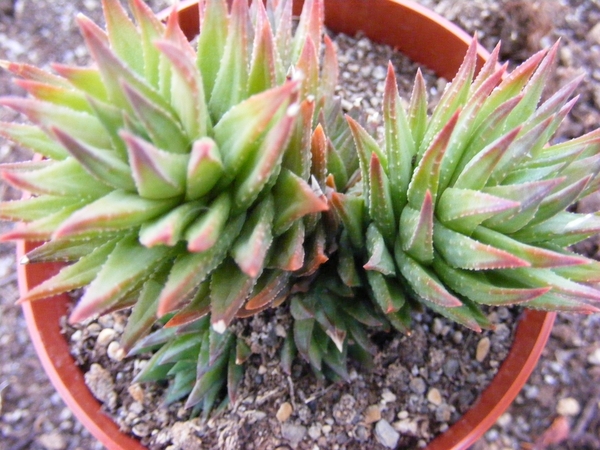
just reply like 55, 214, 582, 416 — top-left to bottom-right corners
0, 0, 357, 410
0, 0, 344, 332
337, 39, 600, 332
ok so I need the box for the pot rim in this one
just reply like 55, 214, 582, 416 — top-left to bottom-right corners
16, 1, 556, 449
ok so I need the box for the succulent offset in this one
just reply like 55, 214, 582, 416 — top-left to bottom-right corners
338, 40, 600, 331
1, 0, 600, 414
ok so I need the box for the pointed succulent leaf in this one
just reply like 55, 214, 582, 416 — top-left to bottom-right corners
469, 42, 501, 94
155, 39, 211, 140
368, 152, 396, 245
0, 195, 84, 222
208, 0, 250, 121
432, 256, 550, 306
438, 63, 507, 192
437, 188, 519, 234
475, 48, 547, 129
233, 102, 297, 212
185, 137, 225, 201
120, 276, 165, 352
499, 267, 600, 303
186, 345, 228, 409
0, 97, 111, 149
123, 82, 190, 153
272, 169, 328, 235
524, 74, 583, 136
503, 42, 559, 131
472, 226, 589, 268
1, 158, 112, 198
453, 127, 521, 190
482, 178, 564, 233
52, 127, 136, 191
364, 223, 395, 276
530, 176, 592, 225
554, 257, 600, 283
51, 64, 107, 101
310, 124, 328, 186
185, 192, 231, 253
132, 346, 176, 382
366, 271, 406, 314
460, 95, 523, 166
0, 59, 71, 87
488, 116, 556, 185
14, 79, 91, 113
247, 6, 277, 96
433, 221, 530, 270
121, 131, 187, 199
157, 214, 245, 316
282, 98, 314, 179
0, 122, 68, 160
164, 282, 211, 329
419, 297, 486, 332
54, 190, 178, 239
268, 220, 305, 271
245, 269, 290, 311
232, 196, 274, 277
69, 234, 171, 322
293, 317, 315, 364
0, 204, 84, 242
330, 192, 365, 249
408, 111, 459, 208
101, 0, 144, 75
296, 37, 319, 100
420, 38, 478, 155
394, 246, 462, 308
291, 0, 323, 62
213, 80, 298, 181
298, 222, 329, 277
22, 236, 109, 264
77, 14, 170, 113
319, 34, 338, 98
19, 239, 117, 303
346, 115, 387, 202
129, 0, 165, 87
139, 201, 204, 248
524, 292, 600, 314
399, 190, 434, 264
196, 0, 229, 97
383, 62, 415, 216
407, 69, 428, 148
227, 346, 245, 404
512, 212, 600, 245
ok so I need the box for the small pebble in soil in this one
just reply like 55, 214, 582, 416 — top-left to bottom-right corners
587, 347, 600, 365
476, 337, 491, 362
427, 388, 443, 406
364, 404, 381, 424
84, 363, 116, 410
556, 397, 581, 416
410, 377, 427, 395
95, 328, 116, 347
281, 422, 307, 448
276, 402, 293, 422
375, 419, 401, 448
332, 394, 357, 425
394, 418, 419, 435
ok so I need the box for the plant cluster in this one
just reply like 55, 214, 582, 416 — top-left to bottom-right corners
2, 0, 600, 413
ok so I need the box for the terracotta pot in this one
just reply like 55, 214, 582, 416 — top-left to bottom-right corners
17, 1, 556, 449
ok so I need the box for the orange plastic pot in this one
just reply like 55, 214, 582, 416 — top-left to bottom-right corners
17, 1, 556, 449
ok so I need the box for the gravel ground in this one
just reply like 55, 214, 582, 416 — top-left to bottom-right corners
1, 0, 600, 449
